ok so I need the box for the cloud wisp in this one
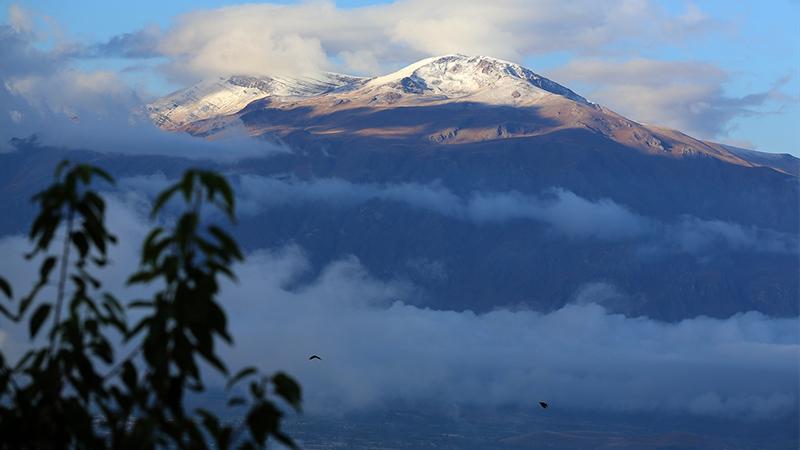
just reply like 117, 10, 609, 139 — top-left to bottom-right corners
118, 173, 798, 254
0, 19, 285, 161
2, 4, 793, 155
552, 58, 793, 139
218, 175, 795, 254
88, 1, 712, 82
223, 246, 799, 419
2, 3, 795, 150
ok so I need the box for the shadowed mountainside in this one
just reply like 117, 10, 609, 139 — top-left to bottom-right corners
1, 55, 796, 321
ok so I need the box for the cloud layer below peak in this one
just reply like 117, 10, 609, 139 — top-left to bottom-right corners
0, 193, 796, 420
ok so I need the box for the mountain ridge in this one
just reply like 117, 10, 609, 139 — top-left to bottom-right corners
2, 52, 798, 319
355, 54, 590, 104
148, 54, 590, 126
147, 72, 365, 129
148, 54, 796, 176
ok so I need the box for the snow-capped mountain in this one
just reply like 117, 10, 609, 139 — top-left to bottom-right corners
348, 54, 589, 105
147, 55, 588, 128
147, 72, 364, 129
5, 55, 798, 322
148, 54, 794, 175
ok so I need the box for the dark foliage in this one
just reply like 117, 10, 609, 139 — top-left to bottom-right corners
0, 161, 300, 449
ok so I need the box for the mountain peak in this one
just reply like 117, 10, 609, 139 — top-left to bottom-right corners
147, 72, 364, 129
147, 55, 594, 129
360, 54, 589, 104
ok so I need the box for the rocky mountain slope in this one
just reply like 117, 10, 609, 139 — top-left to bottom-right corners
151, 54, 791, 174
8, 55, 795, 321
147, 72, 364, 129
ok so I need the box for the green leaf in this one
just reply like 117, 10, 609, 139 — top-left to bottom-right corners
83, 217, 108, 255
227, 367, 257, 389
36, 224, 60, 253
39, 256, 57, 281
71, 231, 89, 259
13, 349, 34, 370
180, 171, 197, 202
122, 361, 137, 391
92, 339, 114, 363
249, 380, 264, 399
208, 226, 243, 261
0, 277, 12, 299
70, 274, 86, 292
199, 348, 228, 376
83, 271, 102, 289
141, 228, 170, 263
17, 291, 37, 316
206, 261, 236, 281
126, 317, 151, 340
200, 172, 236, 219
272, 372, 302, 412
246, 401, 282, 444
128, 300, 153, 309
207, 301, 229, 341
83, 191, 106, 216
89, 166, 114, 185
151, 184, 180, 218
176, 212, 199, 237
127, 270, 160, 285
4, 165, 301, 448
54, 159, 71, 179
0, 303, 14, 320
196, 408, 219, 434
273, 430, 299, 450
29, 303, 52, 338
227, 396, 246, 407
103, 293, 124, 314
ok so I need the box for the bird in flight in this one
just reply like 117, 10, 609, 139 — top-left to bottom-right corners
308, 355, 321, 361
539, 401, 549, 409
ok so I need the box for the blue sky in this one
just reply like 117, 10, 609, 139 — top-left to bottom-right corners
0, 0, 392, 40
1, 0, 797, 154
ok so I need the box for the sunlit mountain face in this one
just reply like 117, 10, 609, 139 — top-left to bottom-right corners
1, 4, 798, 448
134, 54, 799, 321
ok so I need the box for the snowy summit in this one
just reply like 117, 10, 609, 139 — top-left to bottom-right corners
357, 54, 589, 104
147, 55, 589, 129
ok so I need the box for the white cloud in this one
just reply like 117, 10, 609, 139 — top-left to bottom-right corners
229, 175, 797, 252
98, 0, 712, 82
0, 192, 795, 420
0, 4, 796, 424
7, 4, 33, 35
5, 69, 141, 118
0, 8, 287, 160
467, 189, 647, 239
0, 192, 157, 361
119, 172, 797, 255
235, 176, 463, 218
222, 246, 799, 419
552, 58, 788, 138
2, 3, 784, 147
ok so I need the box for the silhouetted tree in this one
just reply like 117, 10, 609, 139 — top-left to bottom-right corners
0, 161, 300, 449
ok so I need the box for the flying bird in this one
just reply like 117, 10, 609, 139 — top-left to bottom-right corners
539, 401, 549, 409
308, 355, 321, 361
